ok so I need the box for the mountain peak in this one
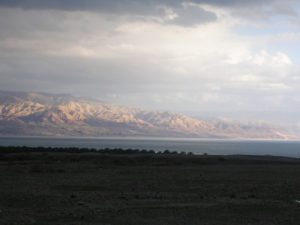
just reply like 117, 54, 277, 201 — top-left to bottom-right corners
0, 90, 295, 139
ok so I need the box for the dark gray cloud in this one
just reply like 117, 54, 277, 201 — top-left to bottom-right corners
0, 0, 274, 11
193, 0, 273, 6
0, 0, 219, 27
0, 0, 178, 13
0, 0, 296, 26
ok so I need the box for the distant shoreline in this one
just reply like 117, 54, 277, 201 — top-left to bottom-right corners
1, 135, 300, 142
1, 146, 299, 162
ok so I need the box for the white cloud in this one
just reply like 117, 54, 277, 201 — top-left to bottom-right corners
0, 3, 299, 114
252, 50, 292, 66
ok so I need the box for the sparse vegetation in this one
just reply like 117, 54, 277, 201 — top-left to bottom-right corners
0, 147, 300, 225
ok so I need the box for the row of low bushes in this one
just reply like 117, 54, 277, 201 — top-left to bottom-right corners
0, 146, 194, 155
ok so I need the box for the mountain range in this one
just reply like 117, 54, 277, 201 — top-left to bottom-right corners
0, 90, 295, 139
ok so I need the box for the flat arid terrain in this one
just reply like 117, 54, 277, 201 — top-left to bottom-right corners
0, 147, 300, 225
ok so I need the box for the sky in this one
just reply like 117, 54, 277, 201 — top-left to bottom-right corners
0, 0, 300, 121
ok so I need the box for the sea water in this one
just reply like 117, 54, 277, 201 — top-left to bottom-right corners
0, 136, 300, 158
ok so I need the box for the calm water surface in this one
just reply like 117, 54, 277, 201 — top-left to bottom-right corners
0, 136, 300, 158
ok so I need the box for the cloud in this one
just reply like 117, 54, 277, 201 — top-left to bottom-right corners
0, 0, 297, 26
0, 0, 220, 27
164, 3, 217, 26
0, 0, 280, 11
0, 1, 299, 115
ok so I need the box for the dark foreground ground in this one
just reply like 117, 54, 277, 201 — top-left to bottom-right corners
0, 147, 300, 225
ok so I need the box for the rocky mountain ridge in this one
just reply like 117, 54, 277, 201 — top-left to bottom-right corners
0, 90, 294, 139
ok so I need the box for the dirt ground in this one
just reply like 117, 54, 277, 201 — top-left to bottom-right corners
0, 148, 300, 225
